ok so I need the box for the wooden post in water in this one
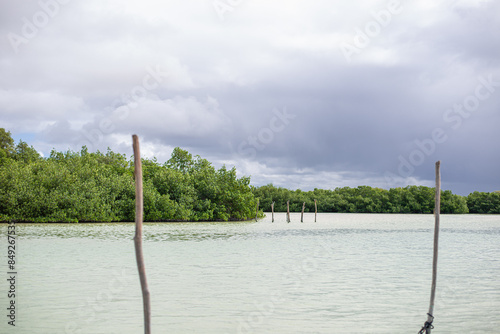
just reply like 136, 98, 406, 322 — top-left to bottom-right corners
419, 161, 441, 334
301, 202, 305, 223
314, 199, 317, 222
271, 201, 275, 223
286, 200, 290, 223
255, 199, 259, 222
132, 135, 151, 334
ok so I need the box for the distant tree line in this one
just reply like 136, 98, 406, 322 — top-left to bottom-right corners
0, 129, 260, 222
252, 184, 500, 214
466, 191, 500, 214
1, 128, 498, 222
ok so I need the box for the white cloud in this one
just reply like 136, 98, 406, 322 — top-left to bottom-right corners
233, 159, 434, 191
0, 89, 84, 117
112, 95, 231, 138
0, 90, 87, 134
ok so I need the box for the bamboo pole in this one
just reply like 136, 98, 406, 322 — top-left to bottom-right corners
314, 199, 317, 222
271, 201, 275, 223
255, 199, 259, 222
419, 161, 441, 334
301, 202, 305, 223
286, 200, 290, 223
132, 135, 151, 334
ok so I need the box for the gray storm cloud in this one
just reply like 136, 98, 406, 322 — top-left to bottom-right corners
0, 0, 499, 194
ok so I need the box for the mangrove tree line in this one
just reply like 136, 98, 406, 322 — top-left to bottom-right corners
0, 129, 260, 222
252, 184, 500, 214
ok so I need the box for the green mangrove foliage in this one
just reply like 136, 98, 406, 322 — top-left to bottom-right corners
252, 184, 474, 214
467, 191, 500, 214
0, 130, 260, 222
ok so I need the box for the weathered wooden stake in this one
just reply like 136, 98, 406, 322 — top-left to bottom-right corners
314, 199, 317, 222
301, 202, 305, 223
286, 200, 290, 223
255, 199, 259, 222
271, 201, 275, 223
132, 135, 151, 334
419, 161, 441, 334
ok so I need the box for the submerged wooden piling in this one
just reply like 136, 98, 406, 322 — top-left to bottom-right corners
271, 201, 275, 223
314, 199, 317, 222
301, 202, 305, 222
132, 135, 151, 334
286, 200, 290, 223
419, 161, 441, 334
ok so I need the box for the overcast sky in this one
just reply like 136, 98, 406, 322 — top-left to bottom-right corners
1, 0, 499, 195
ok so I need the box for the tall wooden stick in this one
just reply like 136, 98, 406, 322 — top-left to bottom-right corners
429, 161, 441, 330
271, 201, 275, 223
420, 161, 441, 334
132, 135, 151, 334
255, 199, 259, 222
301, 202, 305, 223
286, 200, 290, 223
314, 199, 317, 222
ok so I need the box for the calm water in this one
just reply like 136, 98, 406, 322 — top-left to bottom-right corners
1, 213, 499, 333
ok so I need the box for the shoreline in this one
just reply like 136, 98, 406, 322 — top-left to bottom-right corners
3, 212, 500, 224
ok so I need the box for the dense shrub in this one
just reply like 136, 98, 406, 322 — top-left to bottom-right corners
0, 131, 260, 222
252, 184, 470, 214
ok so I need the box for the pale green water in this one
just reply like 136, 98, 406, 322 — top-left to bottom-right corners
1, 213, 499, 333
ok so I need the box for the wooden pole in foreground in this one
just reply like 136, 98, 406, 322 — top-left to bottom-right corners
132, 135, 151, 334
271, 201, 275, 223
314, 199, 317, 222
286, 200, 290, 223
301, 202, 305, 222
419, 161, 441, 334
255, 199, 259, 222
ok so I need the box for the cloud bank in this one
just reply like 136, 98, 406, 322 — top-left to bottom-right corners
1, 0, 499, 194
